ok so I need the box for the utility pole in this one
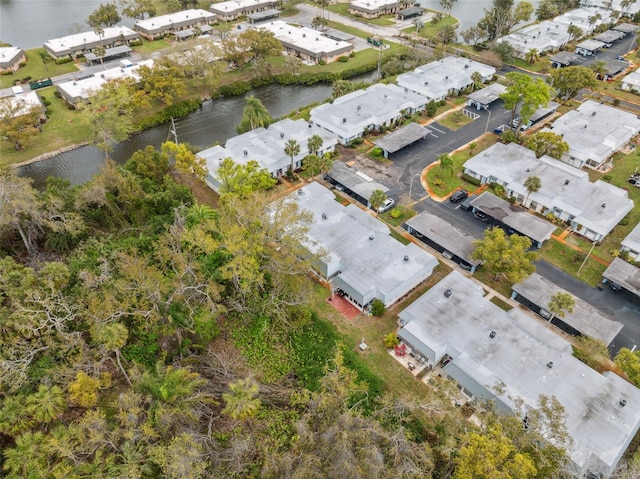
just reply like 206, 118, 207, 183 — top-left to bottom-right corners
577, 240, 597, 275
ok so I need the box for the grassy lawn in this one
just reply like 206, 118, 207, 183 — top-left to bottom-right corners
0, 89, 92, 166
1, 49, 79, 88
510, 57, 552, 74
426, 134, 497, 197
588, 79, 640, 108
408, 15, 458, 41
471, 266, 514, 298
132, 38, 173, 55
309, 263, 452, 400
538, 239, 607, 287
325, 20, 374, 39
324, 4, 394, 26
438, 109, 475, 131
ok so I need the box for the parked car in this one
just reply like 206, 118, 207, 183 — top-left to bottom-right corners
449, 190, 469, 203
460, 194, 477, 211
538, 308, 552, 320
378, 198, 395, 213
474, 210, 488, 221
608, 280, 623, 291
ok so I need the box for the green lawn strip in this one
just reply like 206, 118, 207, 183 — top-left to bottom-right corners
538, 239, 607, 287
367, 16, 396, 26
325, 20, 372, 39
438, 109, 475, 131
490, 296, 513, 311
389, 229, 410, 245
472, 267, 514, 298
509, 57, 551, 74
425, 134, 497, 197
412, 16, 459, 41
0, 90, 92, 166
132, 38, 173, 55
588, 79, 640, 106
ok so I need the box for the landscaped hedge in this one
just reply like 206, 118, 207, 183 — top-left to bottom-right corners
461, 173, 481, 186
136, 98, 202, 130
217, 81, 252, 97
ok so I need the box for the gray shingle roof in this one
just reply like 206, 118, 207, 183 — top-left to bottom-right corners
603, 258, 640, 298
372, 122, 430, 154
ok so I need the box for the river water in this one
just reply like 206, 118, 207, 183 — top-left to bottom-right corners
18, 82, 337, 188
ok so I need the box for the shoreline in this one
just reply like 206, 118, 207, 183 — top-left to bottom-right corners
12, 143, 89, 169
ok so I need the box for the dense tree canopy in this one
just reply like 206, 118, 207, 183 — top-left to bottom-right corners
500, 72, 552, 134
472, 227, 538, 282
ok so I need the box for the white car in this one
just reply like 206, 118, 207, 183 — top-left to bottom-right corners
378, 198, 395, 213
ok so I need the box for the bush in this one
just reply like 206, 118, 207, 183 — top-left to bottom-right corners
55, 57, 73, 64
129, 39, 143, 47
426, 101, 437, 117
21, 75, 32, 83
136, 98, 202, 130
371, 298, 386, 317
352, 137, 364, 145
602, 174, 612, 182
218, 81, 251, 96
371, 147, 384, 157
389, 208, 401, 219
461, 172, 481, 186
383, 332, 399, 349
318, 59, 326, 65
337, 56, 349, 62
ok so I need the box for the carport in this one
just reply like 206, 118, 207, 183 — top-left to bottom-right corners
603, 258, 640, 299
247, 9, 281, 23
404, 211, 481, 273
85, 45, 132, 66
325, 160, 388, 208
512, 273, 623, 345
373, 123, 430, 159
466, 83, 506, 110
549, 51, 580, 69
595, 30, 625, 47
601, 58, 629, 80
470, 192, 555, 247
396, 6, 423, 20
576, 39, 605, 56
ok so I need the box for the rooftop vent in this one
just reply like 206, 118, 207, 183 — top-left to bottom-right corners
464, 64, 469, 68
243, 149, 248, 155
592, 111, 596, 116
280, 132, 284, 138
403, 255, 409, 262
444, 289, 452, 298
308, 123, 312, 128
303, 33, 305, 37
322, 212, 327, 219
369, 234, 374, 241
342, 117, 347, 123
297, 188, 304, 195
601, 202, 607, 209
564, 179, 570, 186
489, 330, 497, 339
620, 399, 628, 407
424, 81, 429, 85
547, 361, 554, 369
445, 75, 449, 80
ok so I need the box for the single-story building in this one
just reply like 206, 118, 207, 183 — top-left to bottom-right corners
289, 181, 439, 310
173, 24, 213, 41
84, 45, 132, 66
323, 28, 356, 44
310, 83, 429, 145
256, 21, 354, 65
549, 51, 581, 69
372, 122, 430, 158
496, 20, 570, 59
0, 47, 26, 73
397, 270, 640, 478
469, 191, 556, 247
554, 7, 613, 33
462, 142, 634, 241
511, 273, 623, 344
56, 59, 154, 106
0, 90, 46, 121
621, 223, 640, 261
210, 0, 280, 22
595, 29, 626, 47
199, 118, 338, 192
396, 57, 496, 103
603, 258, 640, 298
43, 26, 139, 60
600, 58, 630, 80
349, 0, 405, 19
246, 9, 281, 23
466, 82, 506, 110
324, 160, 389, 209
621, 67, 640, 92
581, 0, 640, 17
134, 9, 215, 41
404, 211, 481, 273
575, 39, 606, 56
546, 100, 640, 169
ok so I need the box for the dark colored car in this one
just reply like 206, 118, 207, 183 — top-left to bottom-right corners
474, 210, 488, 220
450, 190, 469, 203
460, 194, 477, 211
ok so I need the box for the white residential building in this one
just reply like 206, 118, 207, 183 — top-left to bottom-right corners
462, 142, 634, 241
134, 9, 215, 40
554, 7, 613, 33
257, 21, 354, 64
497, 20, 571, 59
580, 0, 640, 16
56, 60, 154, 106
210, 0, 280, 21
621, 67, 640, 93
396, 57, 496, 102
0, 47, 26, 73
199, 118, 338, 192
621, 222, 640, 261
309, 83, 429, 145
397, 270, 640, 478
0, 90, 46, 120
349, 0, 404, 19
43, 26, 139, 59
546, 100, 640, 169
286, 181, 438, 310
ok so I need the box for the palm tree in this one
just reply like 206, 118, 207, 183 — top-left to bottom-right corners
525, 48, 539, 65
567, 24, 583, 42
95, 322, 131, 385
222, 378, 261, 420
523, 175, 541, 206
369, 189, 387, 216
188, 203, 217, 224
437, 153, 454, 177
284, 138, 301, 172
591, 60, 607, 80
469, 142, 478, 156
26, 385, 66, 424
548, 291, 575, 320
307, 134, 324, 156
470, 71, 483, 92
238, 95, 272, 133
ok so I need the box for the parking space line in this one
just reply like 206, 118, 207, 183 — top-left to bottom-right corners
430, 134, 439, 138
430, 126, 447, 134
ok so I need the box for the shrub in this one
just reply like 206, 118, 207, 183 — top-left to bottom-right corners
19, 61, 26, 68
371, 147, 383, 157
461, 173, 481, 186
389, 208, 401, 219
371, 298, 385, 317
218, 81, 251, 96
55, 57, 73, 64
318, 59, 326, 65
337, 56, 349, 62
438, 99, 447, 107
426, 101, 437, 117
21, 75, 32, 82
129, 39, 143, 47
383, 332, 399, 349
352, 137, 364, 145
602, 174, 612, 182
